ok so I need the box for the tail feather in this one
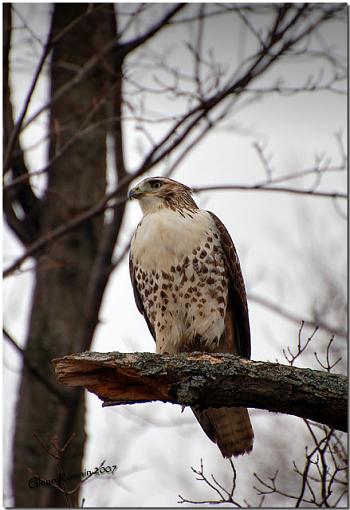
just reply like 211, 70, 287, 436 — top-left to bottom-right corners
193, 406, 254, 457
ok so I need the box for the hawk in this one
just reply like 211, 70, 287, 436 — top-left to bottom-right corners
128, 177, 254, 457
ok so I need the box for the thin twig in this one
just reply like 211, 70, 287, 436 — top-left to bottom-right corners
193, 184, 346, 199
3, 327, 68, 404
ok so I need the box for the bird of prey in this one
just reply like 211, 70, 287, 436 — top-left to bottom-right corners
128, 176, 254, 457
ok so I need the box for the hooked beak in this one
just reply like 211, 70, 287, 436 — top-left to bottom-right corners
128, 186, 141, 200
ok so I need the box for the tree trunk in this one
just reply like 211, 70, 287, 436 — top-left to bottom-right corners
12, 5, 118, 507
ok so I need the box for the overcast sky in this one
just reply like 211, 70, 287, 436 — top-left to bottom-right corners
4, 3, 347, 506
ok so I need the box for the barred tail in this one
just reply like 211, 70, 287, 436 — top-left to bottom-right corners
193, 406, 254, 457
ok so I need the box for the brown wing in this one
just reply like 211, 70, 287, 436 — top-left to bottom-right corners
129, 253, 156, 341
208, 211, 251, 359
193, 212, 253, 457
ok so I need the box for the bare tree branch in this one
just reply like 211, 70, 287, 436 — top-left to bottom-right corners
4, 158, 346, 278
4, 4, 346, 278
4, 4, 125, 173
178, 459, 244, 507
249, 294, 347, 339
3, 6, 54, 173
121, 3, 186, 54
3, 193, 126, 279
53, 351, 347, 432
3, 328, 68, 404
193, 184, 347, 199
16, 4, 186, 135
254, 420, 347, 507
4, 85, 118, 191
129, 4, 345, 176
3, 190, 34, 245
3, 4, 41, 242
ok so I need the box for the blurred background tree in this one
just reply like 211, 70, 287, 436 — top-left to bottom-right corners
3, 3, 346, 507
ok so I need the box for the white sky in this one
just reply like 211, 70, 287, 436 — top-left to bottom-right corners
3, 3, 347, 507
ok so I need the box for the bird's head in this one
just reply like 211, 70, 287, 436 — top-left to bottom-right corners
128, 177, 198, 215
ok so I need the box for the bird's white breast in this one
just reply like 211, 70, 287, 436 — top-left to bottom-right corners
131, 207, 229, 353
131, 208, 212, 271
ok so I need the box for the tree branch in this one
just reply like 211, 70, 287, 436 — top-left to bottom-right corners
121, 3, 186, 54
4, 5, 346, 277
130, 4, 344, 177
3, 193, 127, 279
4, 4, 121, 174
4, 328, 68, 404
248, 293, 347, 339
193, 184, 347, 200
3, 6, 54, 174
17, 4, 185, 135
52, 351, 347, 432
3, 4, 41, 243
3, 189, 34, 245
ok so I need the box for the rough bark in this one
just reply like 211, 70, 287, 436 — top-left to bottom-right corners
53, 351, 347, 433
11, 5, 118, 507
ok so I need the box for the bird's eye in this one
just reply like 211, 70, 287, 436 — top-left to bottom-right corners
151, 181, 161, 189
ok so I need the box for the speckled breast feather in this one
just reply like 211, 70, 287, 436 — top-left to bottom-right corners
130, 209, 229, 353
